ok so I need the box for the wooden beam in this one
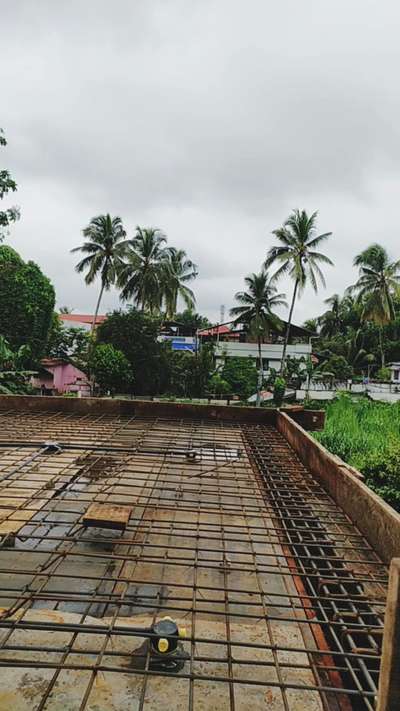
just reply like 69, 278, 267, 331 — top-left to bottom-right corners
82, 503, 132, 530
377, 558, 400, 711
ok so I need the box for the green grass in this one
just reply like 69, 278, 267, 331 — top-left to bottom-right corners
315, 394, 400, 511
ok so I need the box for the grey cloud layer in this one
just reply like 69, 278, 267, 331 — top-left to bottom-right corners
1, 1, 400, 321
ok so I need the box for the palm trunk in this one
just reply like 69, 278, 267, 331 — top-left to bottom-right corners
91, 282, 105, 337
280, 278, 299, 376
88, 281, 105, 395
256, 335, 263, 408
379, 327, 385, 368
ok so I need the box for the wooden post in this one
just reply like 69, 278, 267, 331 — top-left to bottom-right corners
377, 558, 400, 711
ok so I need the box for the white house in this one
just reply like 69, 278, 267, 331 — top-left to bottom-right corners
389, 362, 400, 383
197, 321, 313, 373
214, 341, 311, 372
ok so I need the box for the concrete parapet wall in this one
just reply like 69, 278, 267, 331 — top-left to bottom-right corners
277, 411, 400, 564
0, 394, 276, 422
0, 395, 324, 429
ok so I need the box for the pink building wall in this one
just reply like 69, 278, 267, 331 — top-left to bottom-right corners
48, 363, 83, 392
35, 362, 89, 394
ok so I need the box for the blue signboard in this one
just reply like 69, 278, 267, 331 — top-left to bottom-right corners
172, 341, 196, 351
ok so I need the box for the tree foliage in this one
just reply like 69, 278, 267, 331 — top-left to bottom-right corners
89, 343, 133, 395
118, 227, 198, 317
305, 246, 400, 377
0, 335, 34, 394
71, 214, 129, 333
230, 269, 286, 406
0, 246, 55, 362
318, 354, 353, 380
266, 209, 333, 373
220, 357, 258, 400
161, 247, 197, 319
46, 314, 90, 369
174, 309, 211, 331
166, 345, 214, 398
349, 244, 400, 366
96, 308, 163, 395
0, 129, 20, 240
273, 377, 286, 406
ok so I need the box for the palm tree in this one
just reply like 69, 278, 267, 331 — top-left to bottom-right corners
302, 318, 319, 332
266, 209, 333, 374
162, 248, 198, 319
71, 214, 128, 334
345, 327, 375, 373
319, 293, 343, 337
118, 227, 168, 313
349, 244, 400, 367
230, 270, 287, 406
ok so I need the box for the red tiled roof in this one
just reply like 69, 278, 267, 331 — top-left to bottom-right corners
59, 314, 107, 325
198, 325, 231, 336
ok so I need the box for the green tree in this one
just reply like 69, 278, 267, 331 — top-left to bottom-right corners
71, 214, 128, 334
0, 246, 55, 362
96, 308, 163, 395
344, 327, 375, 373
46, 314, 90, 369
266, 209, 333, 374
0, 335, 34, 394
174, 309, 211, 332
0, 129, 20, 240
273, 377, 286, 407
208, 373, 231, 396
162, 248, 198, 318
230, 270, 287, 407
349, 244, 400, 367
119, 227, 168, 313
89, 343, 133, 395
221, 357, 258, 400
319, 294, 343, 337
166, 344, 214, 398
318, 354, 353, 380
302, 318, 319, 333
284, 355, 308, 388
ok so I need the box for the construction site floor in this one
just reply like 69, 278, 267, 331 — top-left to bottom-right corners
0, 409, 388, 710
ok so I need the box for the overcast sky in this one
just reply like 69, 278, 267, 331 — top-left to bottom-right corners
1, 1, 400, 324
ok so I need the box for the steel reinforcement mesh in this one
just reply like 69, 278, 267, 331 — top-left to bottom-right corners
0, 409, 389, 711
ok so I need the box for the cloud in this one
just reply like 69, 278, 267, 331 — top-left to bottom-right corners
1, 0, 400, 323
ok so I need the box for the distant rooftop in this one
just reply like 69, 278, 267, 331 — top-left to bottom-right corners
59, 313, 107, 325
197, 324, 232, 336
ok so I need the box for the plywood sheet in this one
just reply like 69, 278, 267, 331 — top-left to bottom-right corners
82, 503, 132, 530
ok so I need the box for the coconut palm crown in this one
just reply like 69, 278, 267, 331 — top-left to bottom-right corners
230, 270, 287, 406
349, 243, 400, 366
71, 214, 128, 333
265, 209, 333, 373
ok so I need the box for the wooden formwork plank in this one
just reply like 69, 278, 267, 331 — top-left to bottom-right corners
82, 503, 132, 530
377, 558, 400, 711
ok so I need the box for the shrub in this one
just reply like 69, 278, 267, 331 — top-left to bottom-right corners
319, 354, 353, 380
208, 373, 231, 395
315, 395, 400, 511
376, 367, 391, 382
221, 357, 258, 400
273, 377, 286, 407
89, 343, 133, 395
